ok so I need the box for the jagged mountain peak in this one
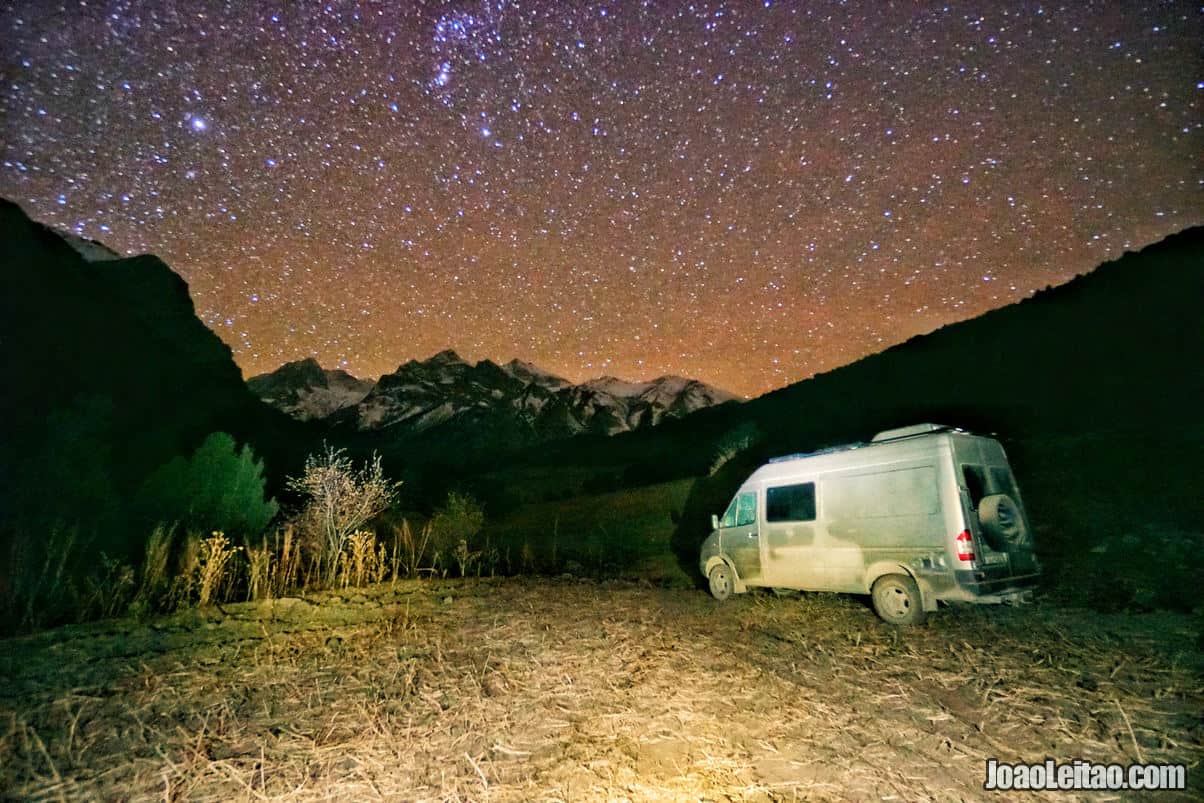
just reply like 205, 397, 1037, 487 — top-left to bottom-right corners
582, 376, 652, 398
266, 356, 324, 378
583, 373, 739, 402
251, 350, 739, 446
429, 348, 466, 364
247, 358, 375, 422
502, 358, 572, 389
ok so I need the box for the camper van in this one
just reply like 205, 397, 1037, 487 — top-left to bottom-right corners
699, 424, 1039, 625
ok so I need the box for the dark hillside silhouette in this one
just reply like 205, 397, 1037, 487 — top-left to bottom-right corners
0, 199, 306, 558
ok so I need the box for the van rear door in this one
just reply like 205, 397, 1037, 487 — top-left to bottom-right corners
959, 459, 1039, 592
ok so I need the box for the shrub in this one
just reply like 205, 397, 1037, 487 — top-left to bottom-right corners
287, 445, 401, 586
136, 432, 278, 537
429, 492, 485, 576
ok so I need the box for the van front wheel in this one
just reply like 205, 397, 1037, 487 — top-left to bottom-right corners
708, 563, 734, 601
871, 574, 927, 626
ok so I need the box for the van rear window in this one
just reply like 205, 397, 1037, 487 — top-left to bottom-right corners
766, 483, 816, 522
989, 467, 1017, 498
963, 465, 987, 506
963, 464, 1016, 503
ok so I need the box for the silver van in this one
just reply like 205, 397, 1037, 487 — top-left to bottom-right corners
699, 424, 1039, 624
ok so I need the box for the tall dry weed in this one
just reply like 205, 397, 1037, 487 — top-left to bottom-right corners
343, 530, 376, 588
197, 531, 239, 606
169, 533, 201, 609
392, 518, 434, 578
84, 554, 134, 618
135, 523, 174, 610
7, 526, 84, 631
375, 540, 391, 584
246, 538, 273, 601
273, 525, 300, 597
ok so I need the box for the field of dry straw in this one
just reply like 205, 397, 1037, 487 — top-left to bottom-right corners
2, 577, 1201, 801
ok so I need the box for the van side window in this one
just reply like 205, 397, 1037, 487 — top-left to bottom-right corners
735, 491, 757, 527
719, 491, 757, 528
719, 496, 739, 528
766, 482, 816, 523
963, 465, 987, 506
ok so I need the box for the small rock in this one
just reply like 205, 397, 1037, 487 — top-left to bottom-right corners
482, 674, 507, 698
442, 596, 453, 605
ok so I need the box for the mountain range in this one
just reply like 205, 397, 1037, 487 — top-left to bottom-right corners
248, 351, 739, 442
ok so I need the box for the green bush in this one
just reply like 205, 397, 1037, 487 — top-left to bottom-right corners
136, 432, 278, 537
429, 492, 485, 576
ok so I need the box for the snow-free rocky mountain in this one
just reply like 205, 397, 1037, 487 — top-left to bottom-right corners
247, 351, 739, 439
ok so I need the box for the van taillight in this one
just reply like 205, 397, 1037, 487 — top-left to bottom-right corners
956, 530, 975, 562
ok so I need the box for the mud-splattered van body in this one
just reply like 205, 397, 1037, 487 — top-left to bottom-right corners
699, 424, 1039, 624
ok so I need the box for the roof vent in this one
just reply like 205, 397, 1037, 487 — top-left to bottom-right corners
870, 423, 956, 442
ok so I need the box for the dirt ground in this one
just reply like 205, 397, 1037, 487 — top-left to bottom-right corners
1, 577, 1201, 802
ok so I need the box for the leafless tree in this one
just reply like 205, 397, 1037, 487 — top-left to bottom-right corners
287, 444, 400, 586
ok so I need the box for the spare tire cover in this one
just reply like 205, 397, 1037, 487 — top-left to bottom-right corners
978, 494, 1027, 549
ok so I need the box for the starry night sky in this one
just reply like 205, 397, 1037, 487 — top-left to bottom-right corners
2, 1, 1200, 397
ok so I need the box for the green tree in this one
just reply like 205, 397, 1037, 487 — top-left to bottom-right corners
137, 432, 278, 536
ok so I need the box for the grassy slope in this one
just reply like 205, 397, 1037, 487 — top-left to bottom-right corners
484, 479, 695, 582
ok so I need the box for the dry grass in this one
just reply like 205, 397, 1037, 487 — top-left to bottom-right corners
1, 580, 1200, 801
136, 524, 174, 608
197, 533, 239, 607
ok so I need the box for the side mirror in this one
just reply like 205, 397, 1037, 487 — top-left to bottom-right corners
711, 514, 720, 531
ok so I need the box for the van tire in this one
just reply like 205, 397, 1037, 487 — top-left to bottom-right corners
871, 574, 927, 626
708, 563, 734, 601
979, 494, 1026, 549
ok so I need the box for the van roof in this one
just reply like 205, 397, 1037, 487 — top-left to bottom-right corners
767, 424, 963, 464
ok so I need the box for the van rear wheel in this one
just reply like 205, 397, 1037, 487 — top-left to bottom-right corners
871, 574, 926, 626
708, 563, 734, 601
